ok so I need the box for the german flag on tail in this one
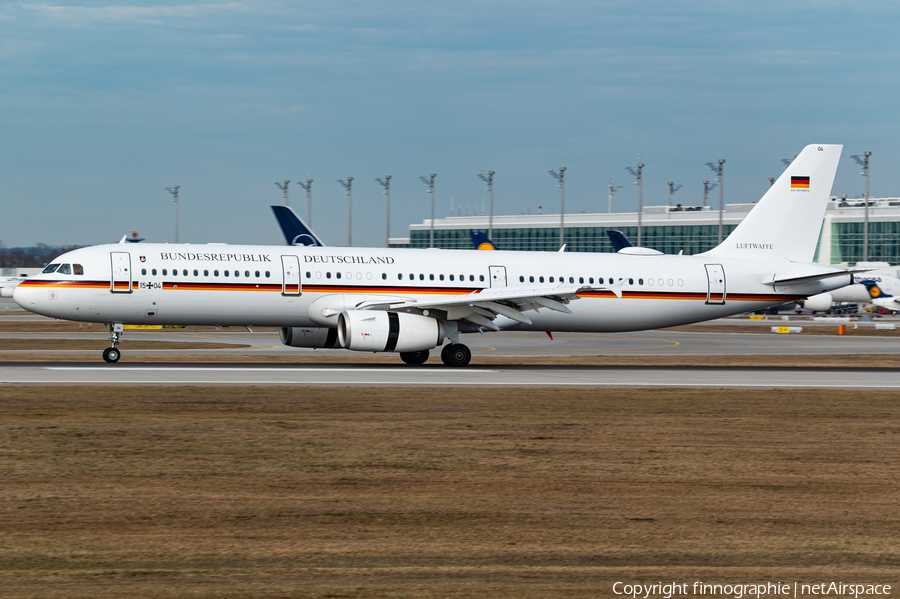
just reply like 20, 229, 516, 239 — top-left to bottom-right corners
791, 176, 810, 189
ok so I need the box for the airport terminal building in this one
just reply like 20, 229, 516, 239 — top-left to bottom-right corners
389, 197, 900, 267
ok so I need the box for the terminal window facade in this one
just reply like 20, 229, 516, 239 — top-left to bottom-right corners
404, 224, 738, 255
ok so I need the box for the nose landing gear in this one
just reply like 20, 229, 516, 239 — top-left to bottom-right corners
103, 323, 124, 363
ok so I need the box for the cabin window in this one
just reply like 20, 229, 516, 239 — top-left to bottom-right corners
316, 271, 321, 279
183, 269, 188, 276
152, 269, 157, 276
579, 277, 584, 284
439, 274, 444, 281
162, 269, 168, 276
255, 271, 260, 278
569, 277, 574, 284
382, 273, 387, 280
244, 271, 249, 277
214, 270, 218, 277
204, 270, 209, 276
529, 276, 534, 283
193, 269, 199, 276
549, 277, 554, 283
668, 278, 674, 286
469, 275, 474, 282
141, 268, 146, 275
539, 276, 544, 283
479, 275, 484, 282
398, 274, 403, 281
73, 264, 84, 275
589, 277, 594, 284
678, 279, 684, 286
58, 264, 71, 275
234, 270, 240, 278
42, 264, 60, 273
449, 274, 455, 281
409, 274, 414, 280
224, 270, 229, 277
367, 272, 372, 280
429, 274, 434, 281
628, 278, 634, 285
305, 272, 311, 278
266, 271, 271, 278
419, 274, 425, 281
326, 272, 331, 279
519, 276, 525, 283
608, 278, 614, 284
639, 278, 644, 285
336, 272, 342, 279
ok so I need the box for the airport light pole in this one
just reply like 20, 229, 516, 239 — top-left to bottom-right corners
625, 163, 644, 245
166, 185, 180, 243
376, 175, 392, 248
706, 159, 725, 243
477, 171, 495, 239
548, 167, 566, 248
769, 177, 775, 187
608, 180, 622, 213
275, 180, 290, 206
851, 151, 872, 261
702, 179, 717, 207
297, 178, 313, 225
338, 177, 353, 246
420, 174, 436, 248
667, 181, 683, 208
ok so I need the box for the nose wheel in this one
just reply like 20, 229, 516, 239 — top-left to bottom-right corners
103, 323, 124, 363
441, 343, 471, 367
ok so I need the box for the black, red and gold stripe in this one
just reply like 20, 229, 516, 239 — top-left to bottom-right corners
790, 176, 810, 189
17, 279, 805, 304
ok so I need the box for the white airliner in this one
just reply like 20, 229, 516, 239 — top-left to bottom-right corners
15, 144, 859, 366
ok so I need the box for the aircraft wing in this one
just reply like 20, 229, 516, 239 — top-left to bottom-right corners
357, 285, 616, 330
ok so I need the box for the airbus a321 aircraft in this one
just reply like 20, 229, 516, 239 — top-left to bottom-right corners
15, 144, 859, 366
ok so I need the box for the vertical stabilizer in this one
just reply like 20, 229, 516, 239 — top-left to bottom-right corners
703, 144, 842, 263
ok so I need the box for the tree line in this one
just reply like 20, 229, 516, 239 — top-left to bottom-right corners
0, 243, 85, 268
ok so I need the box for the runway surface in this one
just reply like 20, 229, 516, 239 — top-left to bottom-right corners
2, 362, 899, 388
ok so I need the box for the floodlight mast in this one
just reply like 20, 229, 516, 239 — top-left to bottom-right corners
851, 151, 872, 261
275, 180, 290, 207
706, 159, 725, 243
768, 177, 775, 187
477, 171, 495, 239
419, 174, 436, 248
548, 167, 566, 248
166, 185, 180, 243
702, 180, 717, 207
338, 177, 353, 246
297, 179, 313, 225
667, 181, 683, 207
608, 179, 622, 214
376, 175, 392, 248
625, 163, 644, 245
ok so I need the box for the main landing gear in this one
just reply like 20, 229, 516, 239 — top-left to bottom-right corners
399, 350, 430, 365
440, 343, 471, 367
103, 323, 124, 363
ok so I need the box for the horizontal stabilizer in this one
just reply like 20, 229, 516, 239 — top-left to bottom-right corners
762, 268, 869, 287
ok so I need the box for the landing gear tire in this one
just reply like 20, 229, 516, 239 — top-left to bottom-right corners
440, 343, 471, 367
103, 347, 121, 363
400, 350, 429, 365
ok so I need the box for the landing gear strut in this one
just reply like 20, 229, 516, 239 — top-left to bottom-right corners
441, 343, 471, 367
103, 323, 124, 363
400, 350, 430, 365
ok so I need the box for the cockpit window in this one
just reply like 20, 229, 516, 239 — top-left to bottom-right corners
73, 264, 84, 275
42, 264, 60, 273
57, 264, 72, 275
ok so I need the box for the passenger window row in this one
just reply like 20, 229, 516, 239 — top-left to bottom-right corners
140, 268, 271, 278
303, 272, 487, 283
517, 275, 684, 287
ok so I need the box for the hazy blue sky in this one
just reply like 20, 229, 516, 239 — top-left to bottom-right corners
2, 1, 899, 247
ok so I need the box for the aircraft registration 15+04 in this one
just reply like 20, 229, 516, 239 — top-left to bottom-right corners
15, 144, 858, 366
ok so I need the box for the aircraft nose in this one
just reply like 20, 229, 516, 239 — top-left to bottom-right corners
12, 284, 37, 311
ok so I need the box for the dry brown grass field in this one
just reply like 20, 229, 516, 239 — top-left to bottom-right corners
1, 386, 898, 598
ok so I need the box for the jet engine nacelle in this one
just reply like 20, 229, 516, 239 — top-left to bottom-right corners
0, 287, 13, 298
279, 326, 340, 348
800, 292, 833, 312
337, 310, 444, 353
